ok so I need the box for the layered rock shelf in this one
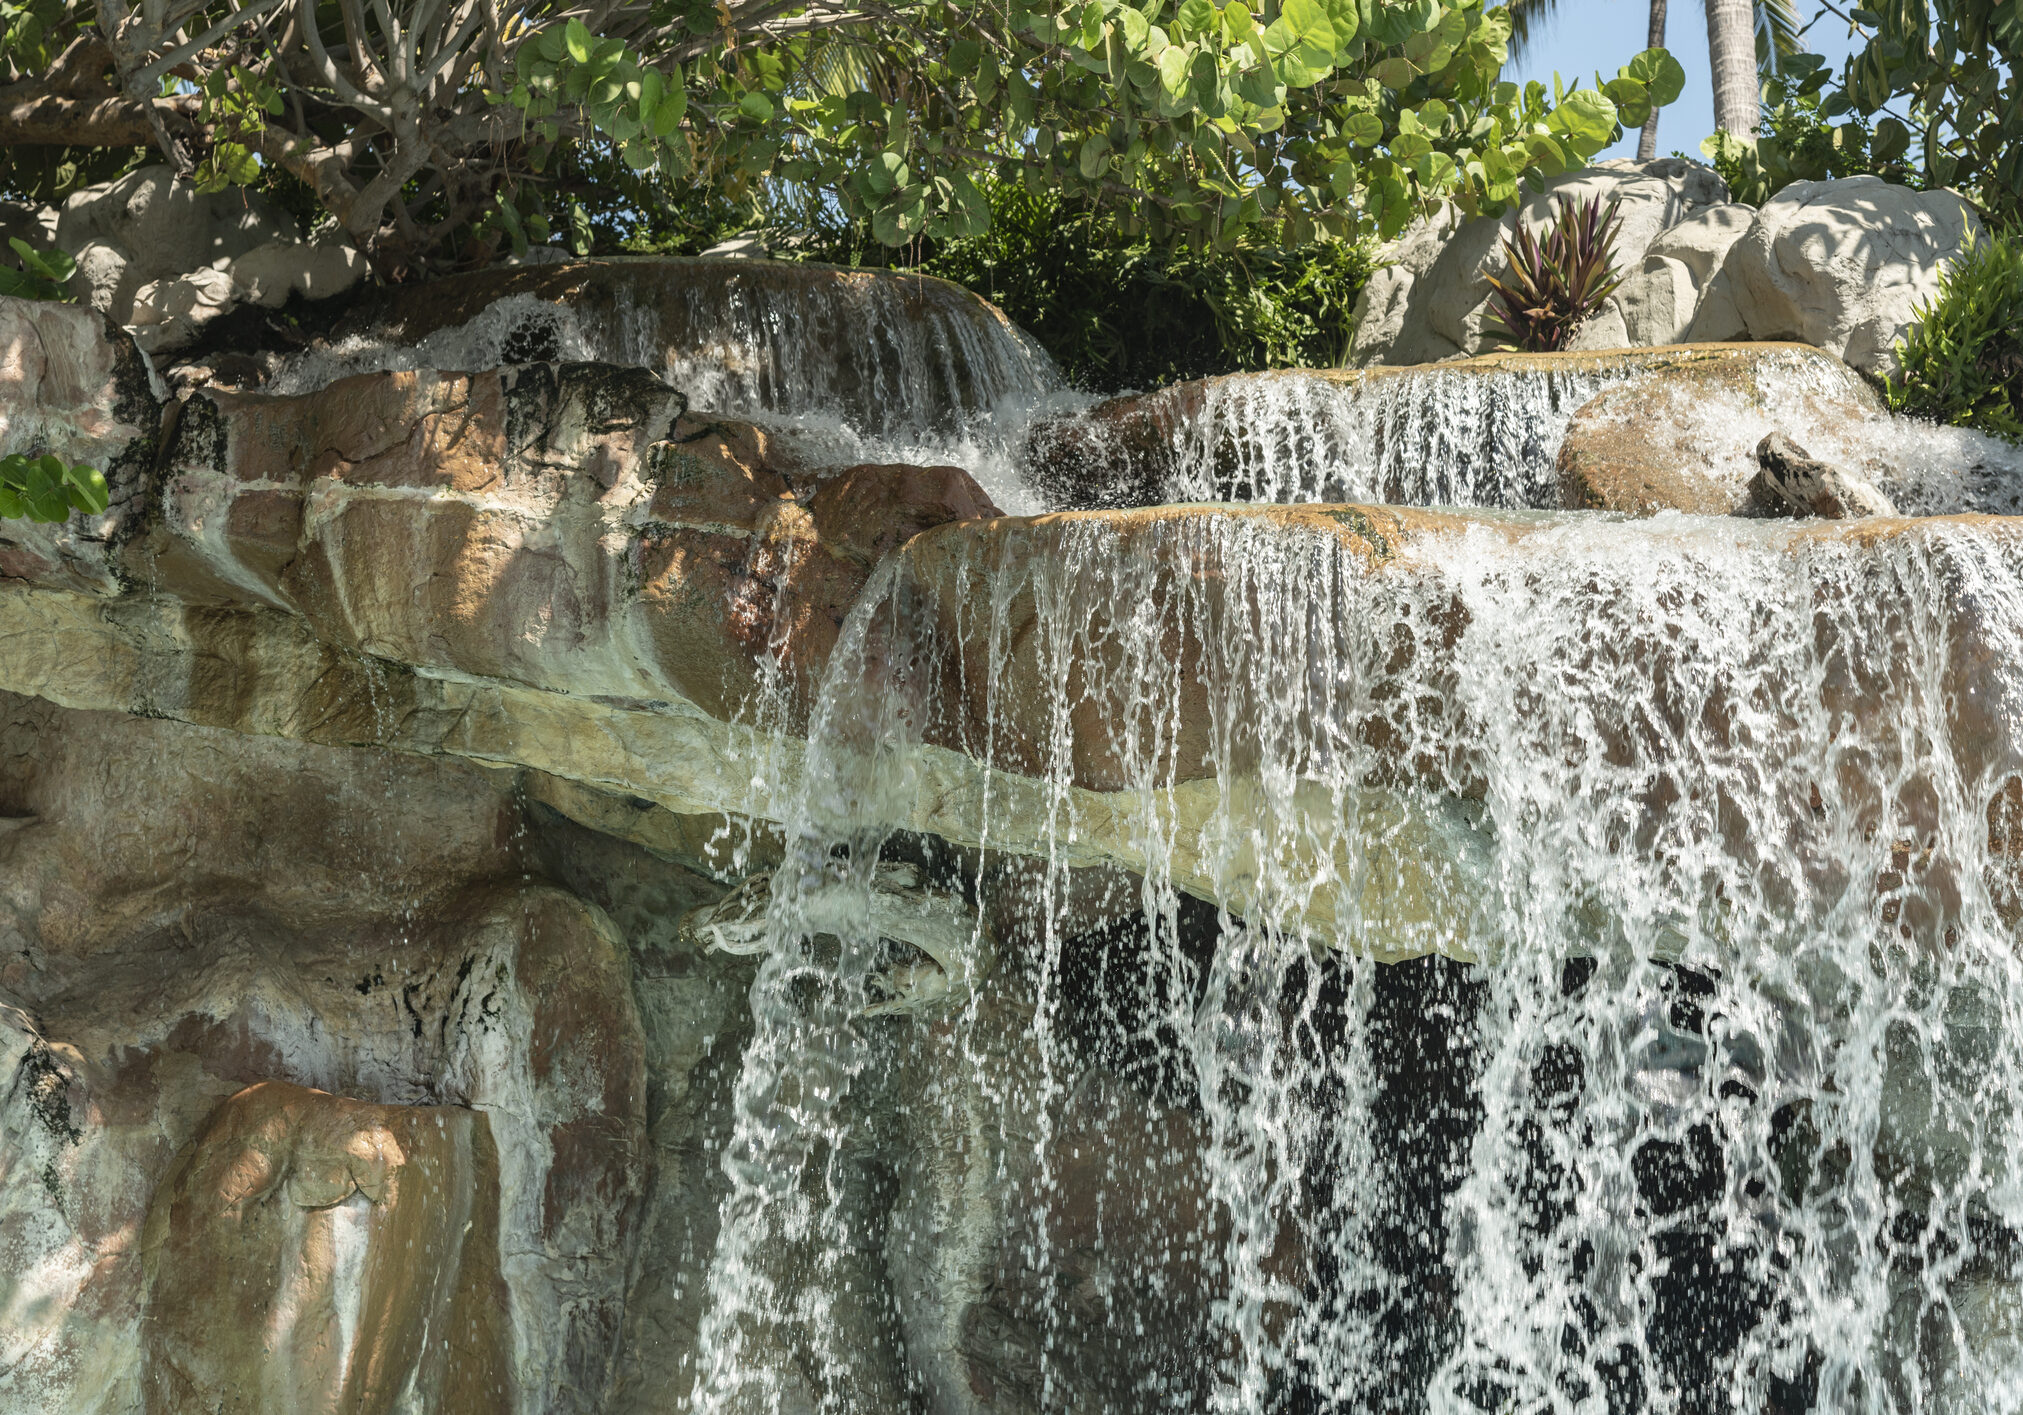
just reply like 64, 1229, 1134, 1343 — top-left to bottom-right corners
5, 240, 2023, 1412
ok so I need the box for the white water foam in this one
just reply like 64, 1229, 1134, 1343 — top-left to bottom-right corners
693, 505, 2023, 1413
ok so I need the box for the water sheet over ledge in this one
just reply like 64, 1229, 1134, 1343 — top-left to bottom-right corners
698, 500, 2023, 1414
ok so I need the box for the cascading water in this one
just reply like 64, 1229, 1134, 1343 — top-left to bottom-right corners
693, 498, 2023, 1413
269, 259, 1077, 513
1028, 363, 1631, 510
1023, 347, 2023, 517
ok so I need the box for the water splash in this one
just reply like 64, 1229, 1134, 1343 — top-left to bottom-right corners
694, 504, 2023, 1413
1025, 365, 1628, 511
1023, 349, 2023, 518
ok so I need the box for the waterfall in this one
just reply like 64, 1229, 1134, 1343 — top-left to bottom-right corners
694, 502, 2023, 1413
1032, 364, 1628, 510
1023, 349, 2023, 517
269, 259, 1076, 514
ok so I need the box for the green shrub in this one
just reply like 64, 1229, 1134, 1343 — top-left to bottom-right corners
793, 180, 1375, 394
1887, 228, 2023, 443
1698, 54, 1922, 206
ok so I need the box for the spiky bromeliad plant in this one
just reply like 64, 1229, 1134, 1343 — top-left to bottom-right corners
1483, 194, 1627, 353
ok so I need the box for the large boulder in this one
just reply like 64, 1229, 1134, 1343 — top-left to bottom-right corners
1350, 164, 1985, 379
1721, 174, 1984, 375
0, 699, 648, 1414
1351, 158, 1734, 365
1555, 342, 1886, 514
49, 166, 367, 351
139, 1081, 513, 1414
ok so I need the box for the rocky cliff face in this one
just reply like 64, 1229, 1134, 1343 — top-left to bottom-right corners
4, 233, 2021, 1413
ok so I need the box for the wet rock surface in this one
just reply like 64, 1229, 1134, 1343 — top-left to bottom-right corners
1553, 342, 1884, 514
1740, 432, 1900, 519
6, 253, 2023, 1415
140, 1081, 513, 1414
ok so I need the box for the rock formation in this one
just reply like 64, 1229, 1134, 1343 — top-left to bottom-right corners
1739, 431, 1900, 519
1349, 160, 1985, 377
4, 228, 2021, 1414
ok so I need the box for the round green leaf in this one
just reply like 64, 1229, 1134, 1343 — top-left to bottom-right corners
1624, 47, 1687, 107
1547, 87, 1618, 152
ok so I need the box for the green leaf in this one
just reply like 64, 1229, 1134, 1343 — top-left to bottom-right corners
738, 91, 773, 123
60, 463, 109, 517
948, 37, 982, 75
1079, 133, 1113, 178
867, 150, 908, 195
653, 85, 687, 137
1371, 57, 1417, 89
1345, 110, 1382, 146
1264, 0, 1336, 75
1547, 87, 1618, 152
1175, 0, 1214, 36
7, 237, 72, 284
1622, 47, 1686, 107
564, 18, 593, 64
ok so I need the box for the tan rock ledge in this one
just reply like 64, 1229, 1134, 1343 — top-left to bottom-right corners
11, 501, 2020, 964
1021, 341, 1862, 511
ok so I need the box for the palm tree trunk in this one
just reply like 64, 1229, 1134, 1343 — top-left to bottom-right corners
1704, 0, 1759, 137
1637, 0, 1668, 159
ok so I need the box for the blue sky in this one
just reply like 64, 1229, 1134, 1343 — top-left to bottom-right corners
1504, 0, 1867, 161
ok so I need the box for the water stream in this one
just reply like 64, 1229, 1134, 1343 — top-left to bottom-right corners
690, 493, 2023, 1412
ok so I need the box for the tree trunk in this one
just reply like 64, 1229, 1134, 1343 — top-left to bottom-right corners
1637, 0, 1668, 160
1704, 0, 1760, 137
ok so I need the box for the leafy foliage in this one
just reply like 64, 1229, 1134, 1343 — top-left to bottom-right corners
1886, 227, 2023, 443
1829, 0, 2020, 225
0, 236, 77, 300
1699, 51, 1921, 204
1482, 193, 1625, 353
0, 452, 108, 522
812, 179, 1373, 390
0, 0, 1680, 271
515, 6, 1684, 257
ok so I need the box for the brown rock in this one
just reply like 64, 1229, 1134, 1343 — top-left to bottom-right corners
0, 296, 161, 595
139, 1081, 513, 1415
1739, 431, 1899, 519
1556, 342, 1884, 514
0, 698, 647, 1415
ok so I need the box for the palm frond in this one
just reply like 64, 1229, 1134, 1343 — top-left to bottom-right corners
1500, 0, 1568, 67
1755, 0, 1804, 74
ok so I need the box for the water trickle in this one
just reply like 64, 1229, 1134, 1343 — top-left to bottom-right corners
695, 502, 2023, 1412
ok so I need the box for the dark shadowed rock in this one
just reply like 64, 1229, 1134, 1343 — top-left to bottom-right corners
1739, 432, 1899, 519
